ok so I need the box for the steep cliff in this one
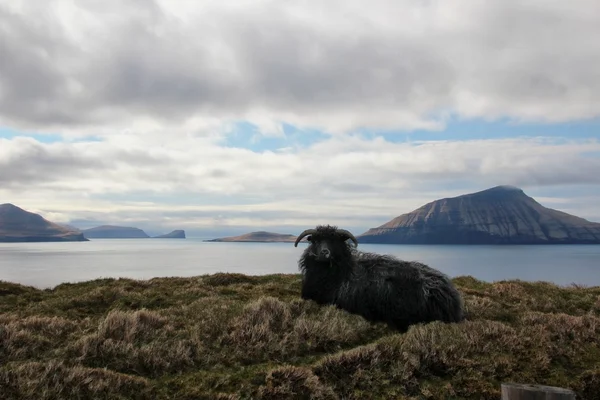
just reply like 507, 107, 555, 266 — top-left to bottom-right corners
0, 204, 88, 242
358, 186, 600, 244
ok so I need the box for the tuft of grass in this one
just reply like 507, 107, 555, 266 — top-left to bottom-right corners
227, 297, 386, 364
1, 274, 599, 399
0, 281, 42, 297
259, 365, 338, 399
0, 360, 153, 400
98, 309, 168, 342
0, 315, 79, 362
203, 273, 258, 287
71, 309, 200, 376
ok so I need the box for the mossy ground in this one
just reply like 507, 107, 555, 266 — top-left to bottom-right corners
1, 273, 600, 399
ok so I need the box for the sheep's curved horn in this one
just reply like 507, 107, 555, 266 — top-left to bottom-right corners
337, 229, 359, 247
294, 229, 317, 247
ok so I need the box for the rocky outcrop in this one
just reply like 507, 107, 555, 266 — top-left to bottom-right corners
0, 204, 88, 242
81, 225, 150, 239
153, 230, 186, 239
205, 231, 302, 243
358, 186, 600, 244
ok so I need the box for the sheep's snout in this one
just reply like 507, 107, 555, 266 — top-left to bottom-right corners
312, 242, 332, 261
319, 248, 331, 259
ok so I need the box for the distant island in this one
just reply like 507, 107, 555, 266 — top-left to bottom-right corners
205, 231, 302, 243
0, 204, 87, 242
204, 186, 600, 245
358, 185, 600, 244
0, 207, 187, 241
4, 185, 599, 245
81, 226, 186, 239
82, 225, 150, 239
153, 230, 186, 239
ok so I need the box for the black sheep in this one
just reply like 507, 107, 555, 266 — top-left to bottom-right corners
294, 225, 465, 331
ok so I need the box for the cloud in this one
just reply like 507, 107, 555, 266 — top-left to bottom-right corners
2, 134, 599, 231
2, 1, 599, 233
1, 0, 599, 136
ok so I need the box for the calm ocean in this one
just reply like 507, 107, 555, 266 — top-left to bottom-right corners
1, 238, 599, 288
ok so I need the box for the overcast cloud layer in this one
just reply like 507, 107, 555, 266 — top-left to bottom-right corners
2, 134, 600, 233
1, 0, 600, 234
2, 0, 600, 134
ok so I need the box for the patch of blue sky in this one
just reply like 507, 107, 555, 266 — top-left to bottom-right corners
0, 127, 63, 143
221, 117, 599, 151
0, 127, 104, 143
358, 116, 600, 143
223, 121, 330, 152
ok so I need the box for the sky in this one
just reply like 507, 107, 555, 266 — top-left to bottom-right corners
1, 0, 599, 237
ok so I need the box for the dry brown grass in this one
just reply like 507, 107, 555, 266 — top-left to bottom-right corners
227, 297, 381, 363
71, 309, 200, 376
259, 366, 338, 400
0, 315, 78, 361
203, 272, 259, 287
1, 273, 599, 399
0, 360, 152, 400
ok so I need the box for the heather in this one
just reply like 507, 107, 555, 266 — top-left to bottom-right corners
1, 273, 599, 399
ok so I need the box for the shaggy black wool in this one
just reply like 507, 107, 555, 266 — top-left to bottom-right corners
296, 225, 465, 332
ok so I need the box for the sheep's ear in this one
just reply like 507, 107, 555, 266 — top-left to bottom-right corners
306, 236, 312, 242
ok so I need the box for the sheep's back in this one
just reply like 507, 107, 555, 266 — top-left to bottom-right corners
352, 253, 464, 323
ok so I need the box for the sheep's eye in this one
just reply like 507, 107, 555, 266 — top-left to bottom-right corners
306, 236, 312, 242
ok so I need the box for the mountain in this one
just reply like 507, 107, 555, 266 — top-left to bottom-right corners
358, 186, 600, 245
153, 230, 186, 239
205, 231, 301, 243
0, 204, 88, 242
82, 225, 150, 239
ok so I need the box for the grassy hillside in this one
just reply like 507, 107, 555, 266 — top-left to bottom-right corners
1, 273, 600, 399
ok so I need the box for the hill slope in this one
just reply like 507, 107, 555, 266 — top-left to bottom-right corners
82, 225, 150, 239
0, 204, 88, 242
359, 186, 600, 244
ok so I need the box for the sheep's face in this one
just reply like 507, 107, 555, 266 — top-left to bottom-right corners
298, 225, 358, 264
306, 235, 338, 262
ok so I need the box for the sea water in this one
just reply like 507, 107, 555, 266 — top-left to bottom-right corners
1, 238, 599, 288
